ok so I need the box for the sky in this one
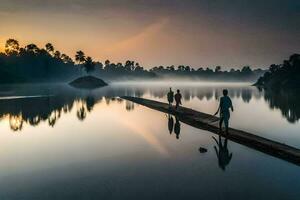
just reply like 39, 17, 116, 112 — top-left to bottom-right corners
0, 0, 299, 69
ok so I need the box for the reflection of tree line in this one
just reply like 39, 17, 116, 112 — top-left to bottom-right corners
167, 114, 233, 171
1, 85, 299, 131
149, 87, 300, 123
0, 92, 142, 131
263, 89, 300, 123
147, 87, 261, 102
0, 96, 101, 131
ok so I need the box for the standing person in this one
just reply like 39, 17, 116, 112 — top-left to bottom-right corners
214, 89, 234, 134
174, 89, 182, 109
167, 88, 174, 107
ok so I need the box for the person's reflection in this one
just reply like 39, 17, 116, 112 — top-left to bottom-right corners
174, 117, 181, 139
212, 136, 233, 171
168, 114, 174, 134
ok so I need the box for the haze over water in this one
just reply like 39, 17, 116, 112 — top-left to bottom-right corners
0, 82, 299, 200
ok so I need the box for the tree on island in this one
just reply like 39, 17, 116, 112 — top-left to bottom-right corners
75, 50, 86, 64
61, 54, 74, 64
83, 56, 96, 74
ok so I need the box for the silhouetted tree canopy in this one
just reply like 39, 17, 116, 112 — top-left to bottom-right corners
45, 43, 54, 54
255, 54, 300, 90
0, 38, 269, 83
75, 50, 86, 64
5, 39, 20, 55
84, 56, 96, 74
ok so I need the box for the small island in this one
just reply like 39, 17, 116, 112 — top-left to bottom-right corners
69, 76, 108, 89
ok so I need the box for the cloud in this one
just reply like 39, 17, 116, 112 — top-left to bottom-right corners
0, 0, 299, 67
119, 118, 170, 157
105, 17, 169, 54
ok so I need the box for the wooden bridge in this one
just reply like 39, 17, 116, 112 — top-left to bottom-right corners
121, 96, 300, 166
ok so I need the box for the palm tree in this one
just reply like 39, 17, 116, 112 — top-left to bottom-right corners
84, 56, 95, 74
75, 50, 86, 64
25, 44, 39, 54
125, 60, 134, 71
5, 39, 20, 55
45, 43, 54, 54
185, 66, 191, 71
61, 54, 73, 64
215, 66, 221, 73
54, 51, 61, 59
178, 65, 184, 71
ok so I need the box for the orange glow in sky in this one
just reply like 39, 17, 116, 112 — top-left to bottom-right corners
0, 0, 299, 68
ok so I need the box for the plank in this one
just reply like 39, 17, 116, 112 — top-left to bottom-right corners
121, 96, 300, 166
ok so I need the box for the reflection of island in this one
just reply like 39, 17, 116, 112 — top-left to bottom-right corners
0, 84, 125, 131
213, 136, 233, 171
0, 95, 98, 131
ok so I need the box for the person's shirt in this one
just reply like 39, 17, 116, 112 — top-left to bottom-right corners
175, 93, 182, 102
167, 91, 174, 101
220, 96, 232, 113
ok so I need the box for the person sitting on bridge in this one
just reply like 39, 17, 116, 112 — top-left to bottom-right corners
167, 87, 174, 107
175, 89, 182, 109
214, 89, 234, 134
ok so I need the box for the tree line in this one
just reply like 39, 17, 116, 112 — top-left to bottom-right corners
0, 38, 266, 83
255, 54, 300, 90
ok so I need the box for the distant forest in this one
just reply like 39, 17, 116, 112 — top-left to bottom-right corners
1, 84, 299, 131
0, 39, 267, 83
255, 54, 300, 90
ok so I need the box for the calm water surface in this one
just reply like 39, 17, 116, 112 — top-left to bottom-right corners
0, 82, 299, 200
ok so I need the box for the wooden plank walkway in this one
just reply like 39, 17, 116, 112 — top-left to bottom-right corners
121, 96, 300, 166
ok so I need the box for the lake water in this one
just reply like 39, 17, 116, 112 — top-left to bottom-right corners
0, 82, 299, 200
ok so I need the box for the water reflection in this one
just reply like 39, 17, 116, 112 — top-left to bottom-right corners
174, 117, 181, 139
166, 114, 233, 171
145, 86, 300, 123
263, 89, 300, 123
0, 84, 299, 132
166, 114, 181, 139
167, 114, 174, 134
0, 96, 98, 131
213, 136, 233, 171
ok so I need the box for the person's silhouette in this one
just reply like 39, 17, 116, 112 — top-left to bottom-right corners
213, 136, 233, 171
175, 89, 182, 109
174, 117, 181, 139
168, 114, 174, 134
167, 88, 174, 107
214, 89, 234, 134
